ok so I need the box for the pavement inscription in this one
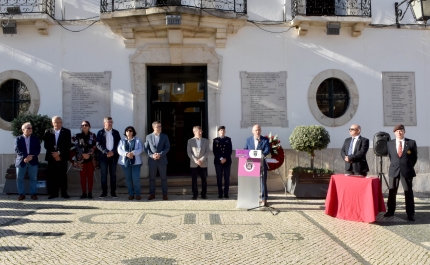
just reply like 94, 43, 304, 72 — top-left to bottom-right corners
1, 193, 430, 264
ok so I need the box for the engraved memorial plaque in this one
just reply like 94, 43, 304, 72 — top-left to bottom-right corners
240, 71, 288, 128
382, 72, 416, 126
62, 72, 111, 128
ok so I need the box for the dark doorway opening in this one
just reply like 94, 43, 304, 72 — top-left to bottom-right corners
147, 66, 208, 175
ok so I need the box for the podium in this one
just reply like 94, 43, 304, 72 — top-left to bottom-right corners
236, 149, 262, 209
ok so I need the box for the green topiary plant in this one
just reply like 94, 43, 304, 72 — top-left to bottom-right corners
11, 113, 52, 143
289, 125, 331, 169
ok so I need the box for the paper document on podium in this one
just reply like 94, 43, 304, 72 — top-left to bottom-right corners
265, 158, 279, 163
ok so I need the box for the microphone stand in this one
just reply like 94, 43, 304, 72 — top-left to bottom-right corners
247, 157, 280, 216
377, 156, 390, 192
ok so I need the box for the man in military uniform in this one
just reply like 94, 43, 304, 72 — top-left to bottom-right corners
212, 126, 233, 199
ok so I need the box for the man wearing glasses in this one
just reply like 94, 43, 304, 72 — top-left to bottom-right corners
340, 124, 369, 176
15, 122, 41, 200
144, 121, 170, 200
96, 117, 121, 198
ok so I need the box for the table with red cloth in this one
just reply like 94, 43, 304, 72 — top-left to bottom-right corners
325, 174, 386, 223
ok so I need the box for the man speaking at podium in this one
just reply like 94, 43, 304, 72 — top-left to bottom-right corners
244, 124, 271, 206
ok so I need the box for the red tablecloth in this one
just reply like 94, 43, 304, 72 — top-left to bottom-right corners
325, 174, 386, 223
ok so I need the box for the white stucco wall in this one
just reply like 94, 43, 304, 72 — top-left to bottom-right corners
0, 0, 429, 155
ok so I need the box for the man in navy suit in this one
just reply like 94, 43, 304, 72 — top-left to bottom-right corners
43, 116, 72, 199
340, 124, 369, 176
96, 117, 121, 198
15, 122, 41, 200
144, 121, 170, 200
244, 124, 271, 206
384, 124, 418, 221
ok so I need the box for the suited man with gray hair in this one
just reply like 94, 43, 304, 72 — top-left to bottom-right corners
144, 121, 170, 200
187, 126, 209, 200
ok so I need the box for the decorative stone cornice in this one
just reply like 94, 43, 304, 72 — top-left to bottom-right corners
291, 15, 372, 37
100, 6, 248, 48
3, 14, 55, 35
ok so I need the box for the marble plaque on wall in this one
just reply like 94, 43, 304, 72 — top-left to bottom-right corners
240, 71, 288, 128
62, 71, 111, 128
382, 72, 416, 126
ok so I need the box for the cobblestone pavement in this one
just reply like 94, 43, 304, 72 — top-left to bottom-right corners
1, 191, 430, 265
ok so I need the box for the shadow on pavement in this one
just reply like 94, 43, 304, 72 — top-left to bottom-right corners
122, 257, 178, 265
0, 246, 31, 252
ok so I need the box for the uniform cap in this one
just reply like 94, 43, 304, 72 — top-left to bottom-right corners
393, 124, 405, 132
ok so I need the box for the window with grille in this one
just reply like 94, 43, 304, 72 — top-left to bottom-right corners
0, 79, 31, 122
316, 78, 349, 118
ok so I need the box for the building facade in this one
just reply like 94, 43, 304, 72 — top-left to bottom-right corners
1, 0, 430, 190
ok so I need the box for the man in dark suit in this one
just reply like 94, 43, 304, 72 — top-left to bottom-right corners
384, 124, 418, 221
15, 122, 41, 200
213, 126, 232, 199
96, 117, 121, 198
340, 124, 369, 176
43, 116, 72, 199
144, 121, 170, 200
244, 124, 271, 206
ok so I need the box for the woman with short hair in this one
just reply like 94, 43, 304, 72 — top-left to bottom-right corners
72, 121, 97, 199
118, 126, 143, 200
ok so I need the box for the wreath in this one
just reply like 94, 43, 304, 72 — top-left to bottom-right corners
266, 132, 284, 171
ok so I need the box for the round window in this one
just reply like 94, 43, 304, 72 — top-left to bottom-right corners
0, 79, 31, 122
316, 78, 350, 118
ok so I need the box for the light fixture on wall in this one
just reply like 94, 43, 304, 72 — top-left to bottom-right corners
395, 0, 430, 28
326, 22, 341, 35
172, 74, 184, 94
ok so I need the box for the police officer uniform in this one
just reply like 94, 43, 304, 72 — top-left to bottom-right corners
212, 126, 233, 198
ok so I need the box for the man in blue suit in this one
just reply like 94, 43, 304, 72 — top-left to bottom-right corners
144, 121, 170, 200
15, 122, 41, 200
244, 124, 271, 206
96, 117, 121, 198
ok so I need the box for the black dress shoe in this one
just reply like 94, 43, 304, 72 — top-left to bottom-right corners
80, 193, 87, 199
87, 192, 93, 199
61, 194, 70, 199
99, 193, 107, 198
111, 192, 118, 198
201, 195, 208, 199
192, 196, 197, 200
48, 195, 58, 199
383, 212, 394, 217
407, 215, 415, 221
218, 195, 223, 199
224, 195, 229, 199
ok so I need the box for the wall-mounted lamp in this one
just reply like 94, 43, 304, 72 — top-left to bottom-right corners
326, 22, 341, 35
395, 0, 430, 28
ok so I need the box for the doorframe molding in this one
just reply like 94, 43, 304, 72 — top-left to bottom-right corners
130, 44, 222, 176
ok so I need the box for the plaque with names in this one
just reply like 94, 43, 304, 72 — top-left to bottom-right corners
382, 72, 416, 126
240, 71, 288, 128
62, 71, 111, 128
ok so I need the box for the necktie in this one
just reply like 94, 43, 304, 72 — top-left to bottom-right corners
348, 138, 355, 155
398, 141, 403, 157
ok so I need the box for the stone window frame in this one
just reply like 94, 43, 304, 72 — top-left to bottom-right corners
308, 69, 359, 127
0, 70, 40, 131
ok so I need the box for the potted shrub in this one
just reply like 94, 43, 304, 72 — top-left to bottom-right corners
3, 113, 52, 194
288, 125, 332, 198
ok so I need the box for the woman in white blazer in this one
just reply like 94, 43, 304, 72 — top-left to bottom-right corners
118, 126, 143, 200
